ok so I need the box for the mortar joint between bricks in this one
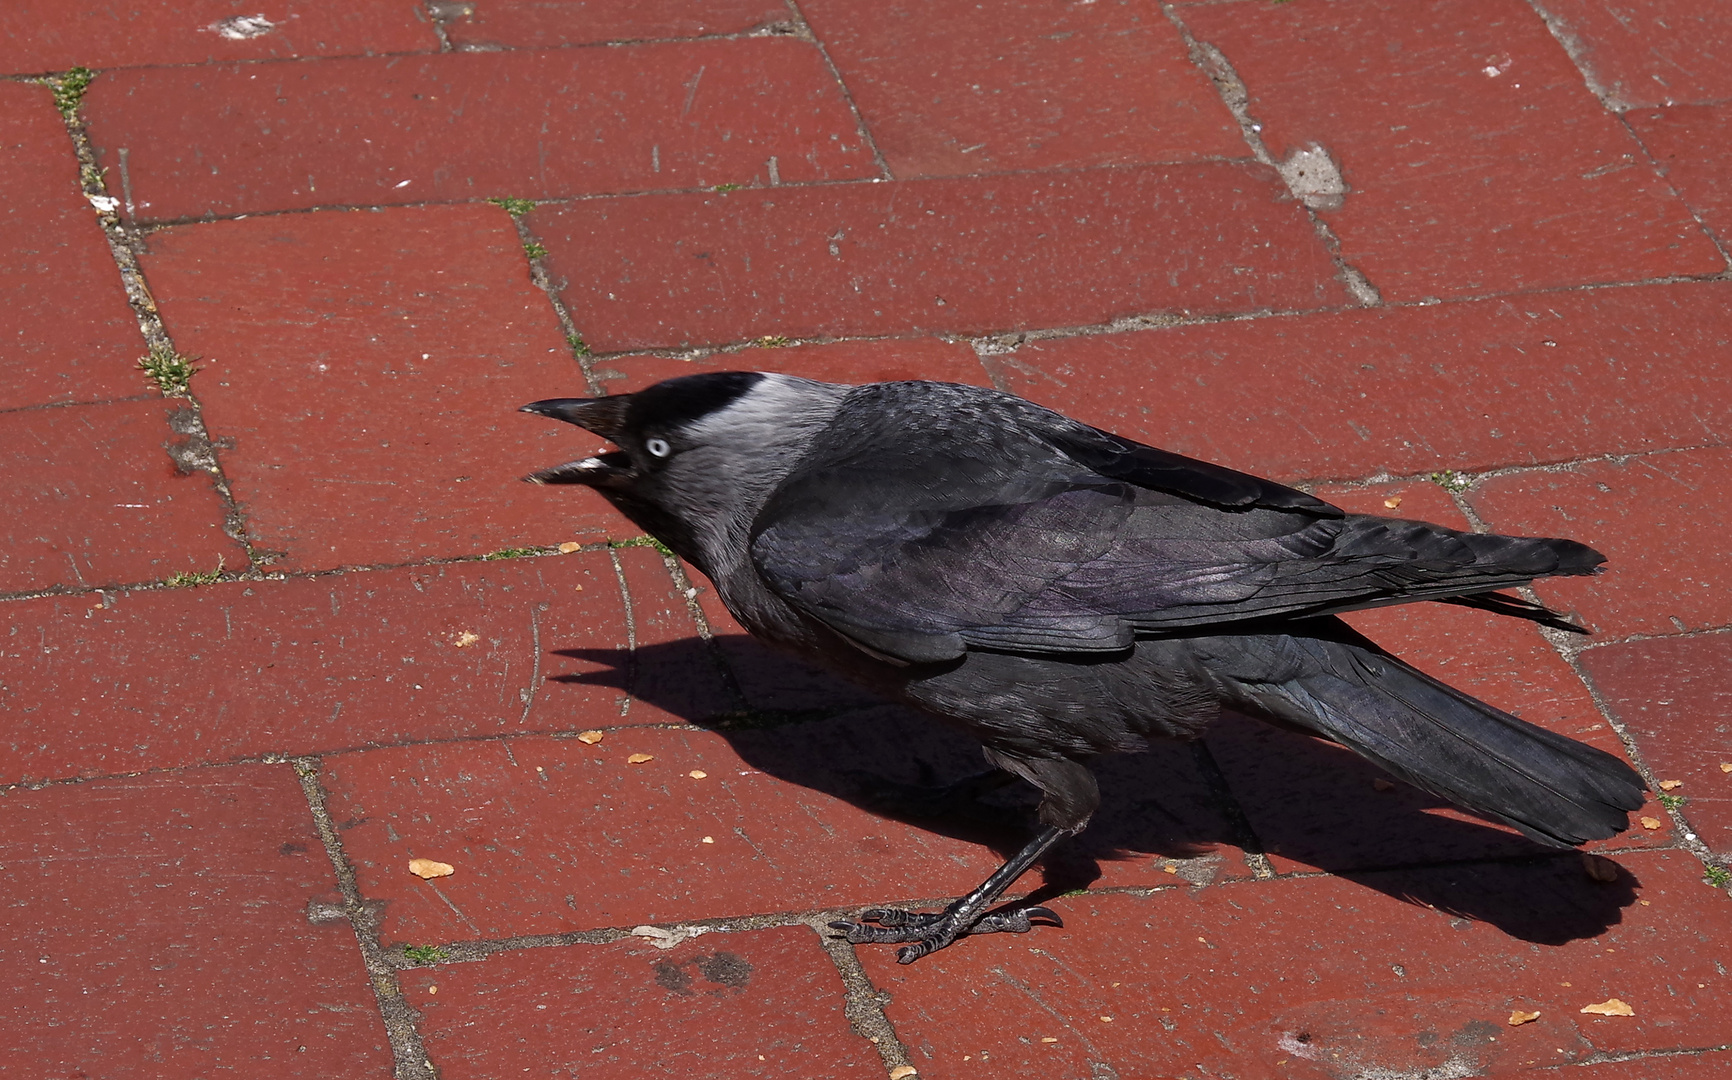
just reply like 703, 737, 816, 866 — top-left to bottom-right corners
1289, 444, 1729, 502
293, 758, 440, 1080
780, 0, 895, 182
503, 214, 610, 396
1160, 3, 1382, 308
1577, 623, 1732, 655
1522, 0, 1625, 111
1557, 1045, 1732, 1070
52, 92, 266, 570
1456, 471, 1715, 867
0, 542, 638, 608
1617, 110, 1732, 271
657, 552, 754, 714
422, 1, 461, 51
798, 915, 920, 1076
1443, 481, 1490, 533
1538, 636, 1723, 872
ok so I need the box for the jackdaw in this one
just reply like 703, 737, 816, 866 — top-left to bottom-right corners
522, 372, 1645, 963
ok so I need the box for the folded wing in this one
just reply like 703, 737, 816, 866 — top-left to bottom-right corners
748, 384, 1601, 664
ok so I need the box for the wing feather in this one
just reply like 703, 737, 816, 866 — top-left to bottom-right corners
747, 383, 1595, 664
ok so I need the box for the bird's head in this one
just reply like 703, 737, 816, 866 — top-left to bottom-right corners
521, 371, 847, 572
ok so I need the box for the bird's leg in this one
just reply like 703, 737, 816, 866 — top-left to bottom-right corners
832, 751, 1098, 964
830, 824, 1068, 964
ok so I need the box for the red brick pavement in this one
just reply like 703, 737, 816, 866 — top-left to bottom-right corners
0, 80, 143, 410
5, 2, 1730, 1077
0, 764, 391, 1077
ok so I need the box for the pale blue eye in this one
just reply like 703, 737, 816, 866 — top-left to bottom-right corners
645, 437, 671, 458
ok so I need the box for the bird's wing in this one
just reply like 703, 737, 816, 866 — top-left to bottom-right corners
747, 385, 1594, 664
1038, 422, 1336, 515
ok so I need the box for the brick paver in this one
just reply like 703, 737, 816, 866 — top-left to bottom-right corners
0, 81, 145, 410
442, 0, 791, 50
6, 1, 1730, 1076
595, 337, 995, 395
532, 162, 1346, 352
0, 764, 390, 1077
84, 40, 874, 222
1470, 447, 1732, 639
1180, 0, 1726, 302
1628, 102, 1732, 248
1581, 633, 1732, 855
139, 204, 616, 569
799, 0, 1245, 177
0, 553, 691, 785
0, 398, 243, 594
1532, 0, 1732, 108
321, 727, 1011, 944
861, 850, 1732, 1080
992, 280, 1732, 480
402, 926, 883, 1078
0, 1, 436, 75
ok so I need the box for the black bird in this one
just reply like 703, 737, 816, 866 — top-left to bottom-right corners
522, 372, 1645, 963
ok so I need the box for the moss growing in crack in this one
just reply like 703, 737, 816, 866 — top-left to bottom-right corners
1429, 470, 1473, 494
522, 241, 549, 259
403, 945, 450, 965
51, 67, 96, 119
1706, 865, 1731, 889
1658, 793, 1686, 812
488, 196, 536, 217
482, 546, 541, 561
138, 345, 197, 396
712, 183, 743, 193
752, 335, 792, 348
566, 333, 591, 359
610, 535, 674, 557
164, 564, 224, 588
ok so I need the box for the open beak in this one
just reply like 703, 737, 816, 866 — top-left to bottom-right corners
520, 396, 633, 486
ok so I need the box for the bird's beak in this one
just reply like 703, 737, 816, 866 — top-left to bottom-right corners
520, 396, 634, 486
520, 396, 629, 438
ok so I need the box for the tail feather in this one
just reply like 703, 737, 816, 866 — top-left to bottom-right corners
1209, 623, 1644, 847
1453, 531, 1604, 579
1436, 590, 1590, 634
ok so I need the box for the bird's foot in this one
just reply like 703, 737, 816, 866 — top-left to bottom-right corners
829, 902, 1063, 964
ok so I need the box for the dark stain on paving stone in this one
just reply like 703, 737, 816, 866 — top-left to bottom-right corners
655, 951, 753, 997
654, 960, 695, 996
695, 951, 753, 990
1452, 1017, 1500, 1047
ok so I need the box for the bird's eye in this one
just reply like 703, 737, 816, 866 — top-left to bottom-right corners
645, 437, 671, 458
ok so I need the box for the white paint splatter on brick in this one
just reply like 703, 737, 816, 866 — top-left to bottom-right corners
209, 14, 276, 40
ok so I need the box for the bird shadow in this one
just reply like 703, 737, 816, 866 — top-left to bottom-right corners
550, 637, 1639, 946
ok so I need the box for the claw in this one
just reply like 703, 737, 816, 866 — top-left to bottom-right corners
1024, 905, 1063, 928
896, 940, 939, 965
859, 907, 923, 928
830, 822, 1071, 961
828, 901, 1063, 958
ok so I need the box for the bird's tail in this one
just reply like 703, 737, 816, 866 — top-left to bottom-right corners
1205, 621, 1645, 847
